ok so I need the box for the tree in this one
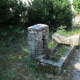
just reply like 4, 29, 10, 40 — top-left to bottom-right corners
0, 0, 27, 25
26, 0, 72, 31
73, 0, 80, 14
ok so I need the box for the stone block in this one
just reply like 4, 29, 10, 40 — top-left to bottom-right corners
52, 33, 80, 46
28, 24, 49, 58
65, 35, 80, 46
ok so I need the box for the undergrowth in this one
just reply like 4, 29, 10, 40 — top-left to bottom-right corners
56, 24, 80, 37
50, 45, 69, 62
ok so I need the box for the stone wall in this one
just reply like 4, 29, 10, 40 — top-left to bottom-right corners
28, 24, 49, 58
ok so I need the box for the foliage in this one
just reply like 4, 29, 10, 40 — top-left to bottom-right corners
50, 45, 69, 62
0, 0, 27, 25
26, 0, 72, 31
48, 41, 56, 49
0, 25, 26, 47
56, 25, 68, 36
56, 24, 80, 37
55, 45, 68, 56
73, 0, 80, 14
0, 0, 10, 24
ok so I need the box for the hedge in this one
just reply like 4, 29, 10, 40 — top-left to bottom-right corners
26, 0, 72, 31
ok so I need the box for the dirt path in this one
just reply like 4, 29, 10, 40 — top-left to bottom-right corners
71, 15, 80, 80
73, 15, 80, 24
71, 49, 80, 80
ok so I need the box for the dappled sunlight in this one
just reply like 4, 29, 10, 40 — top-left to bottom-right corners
0, 3, 80, 79
9, 53, 27, 60
74, 63, 80, 71
19, 55, 22, 59
60, 56, 66, 61
23, 48, 29, 53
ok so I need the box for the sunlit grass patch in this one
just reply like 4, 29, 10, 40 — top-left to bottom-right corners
57, 25, 80, 37
48, 41, 57, 49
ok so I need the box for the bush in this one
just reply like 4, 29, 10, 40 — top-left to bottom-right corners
0, 0, 27, 25
26, 0, 72, 31
0, 0, 10, 24
73, 0, 80, 14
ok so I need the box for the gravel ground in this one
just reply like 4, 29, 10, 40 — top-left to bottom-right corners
71, 15, 80, 80
72, 49, 80, 80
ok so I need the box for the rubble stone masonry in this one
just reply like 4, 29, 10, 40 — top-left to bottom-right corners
28, 24, 49, 58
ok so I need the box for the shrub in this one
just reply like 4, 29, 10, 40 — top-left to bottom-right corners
26, 0, 72, 31
73, 0, 80, 14
0, 0, 10, 24
0, 0, 27, 25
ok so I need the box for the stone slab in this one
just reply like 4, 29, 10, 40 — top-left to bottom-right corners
28, 24, 48, 31
52, 33, 80, 46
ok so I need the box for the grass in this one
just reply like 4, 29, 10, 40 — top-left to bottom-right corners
48, 41, 57, 49
0, 24, 80, 80
50, 45, 69, 62
56, 24, 80, 37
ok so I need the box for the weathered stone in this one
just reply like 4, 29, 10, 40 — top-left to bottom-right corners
28, 24, 49, 58
36, 44, 76, 73
52, 33, 80, 46
65, 35, 80, 46
52, 33, 66, 43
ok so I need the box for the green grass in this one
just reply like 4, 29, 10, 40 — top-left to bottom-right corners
56, 24, 80, 37
48, 41, 57, 49
49, 45, 69, 62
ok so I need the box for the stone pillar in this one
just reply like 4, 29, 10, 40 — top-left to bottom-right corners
28, 24, 49, 58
